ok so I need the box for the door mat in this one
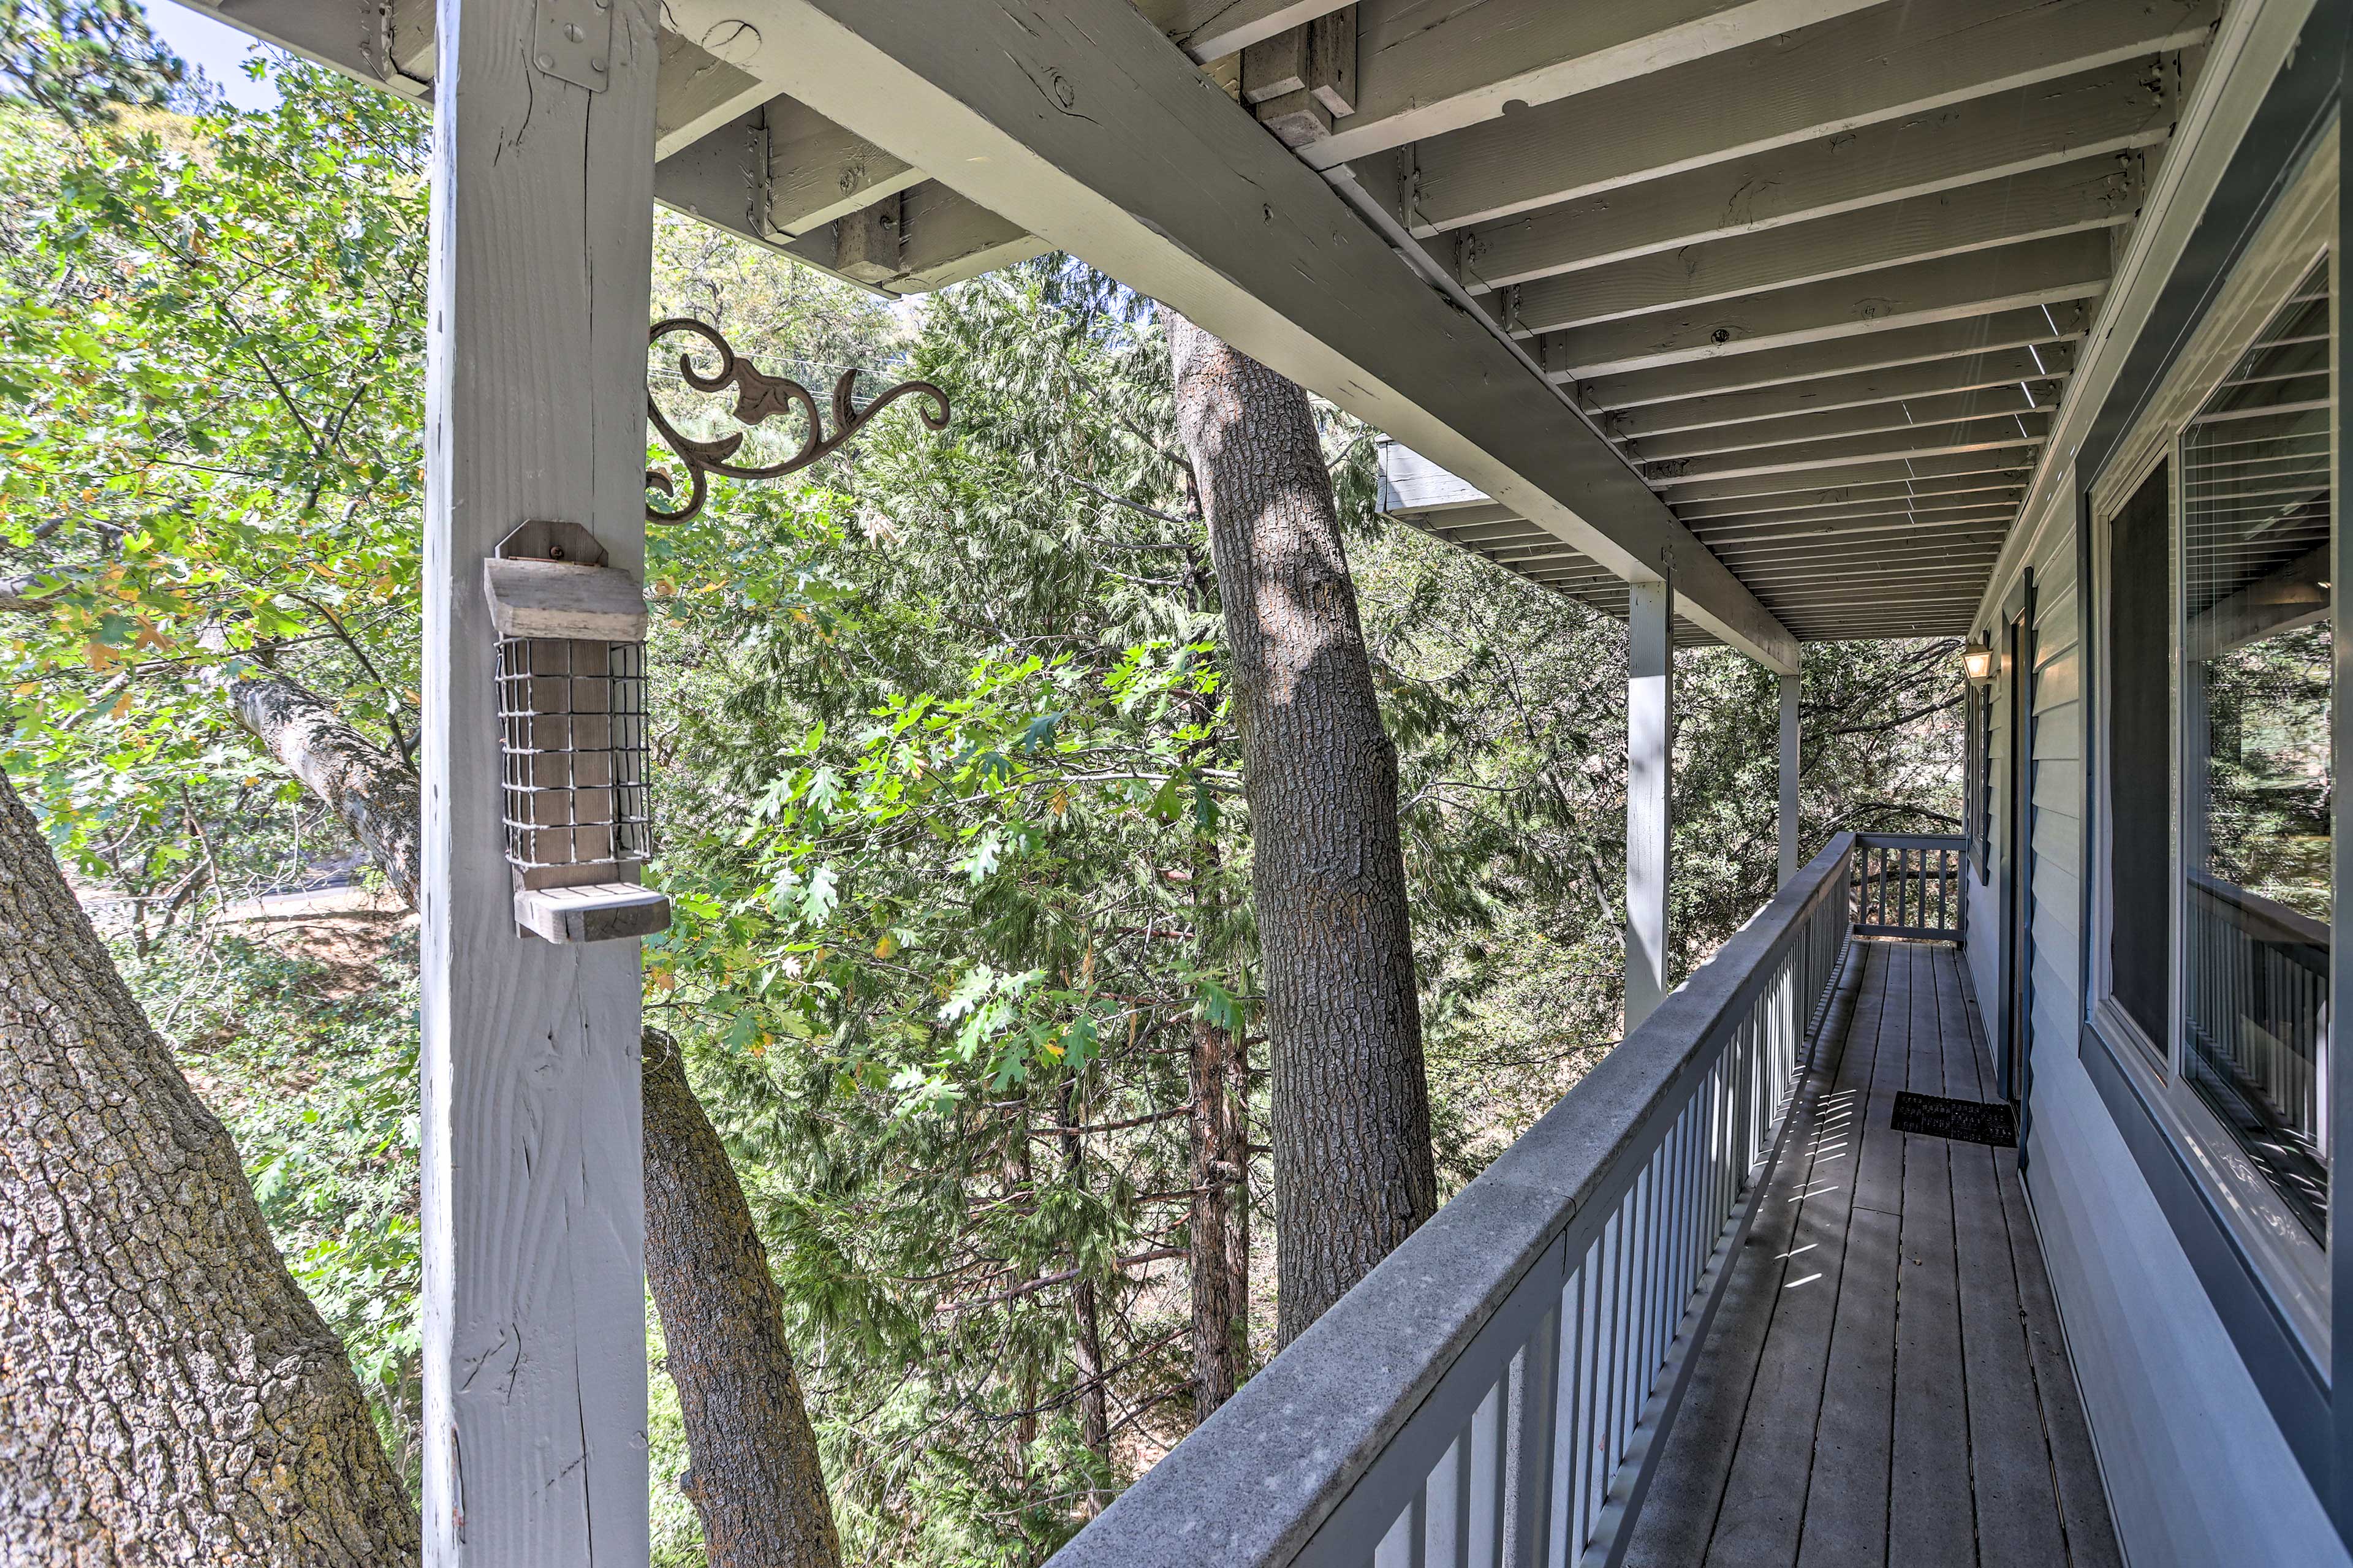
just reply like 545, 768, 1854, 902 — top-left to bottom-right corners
1890, 1091, 2018, 1147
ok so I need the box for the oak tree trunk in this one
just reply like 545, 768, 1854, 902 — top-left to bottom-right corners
0, 768, 420, 1562
225, 673, 422, 908
642, 1036, 843, 1568
1164, 312, 1438, 1349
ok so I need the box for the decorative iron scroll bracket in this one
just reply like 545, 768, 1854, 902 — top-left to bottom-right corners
645, 317, 950, 524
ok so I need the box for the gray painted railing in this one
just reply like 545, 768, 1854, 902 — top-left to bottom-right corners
1850, 832, 1966, 941
1048, 833, 1866, 1568
2184, 870, 2329, 1232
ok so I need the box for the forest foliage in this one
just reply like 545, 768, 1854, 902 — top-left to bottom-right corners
0, 49, 1962, 1567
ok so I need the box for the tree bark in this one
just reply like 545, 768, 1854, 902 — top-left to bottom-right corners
1055, 1078, 1110, 1507
1187, 1011, 1239, 1417
0, 768, 420, 1563
1164, 312, 1438, 1349
642, 1036, 843, 1568
214, 679, 844, 1562
226, 673, 423, 909
1226, 1028, 1251, 1358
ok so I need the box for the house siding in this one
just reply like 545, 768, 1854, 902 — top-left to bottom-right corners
1963, 511, 2347, 1567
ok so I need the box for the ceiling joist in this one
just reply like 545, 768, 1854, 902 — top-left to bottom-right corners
1572, 305, 2091, 407
1532, 232, 2116, 371
1458, 74, 2165, 295
1626, 382, 2057, 464
1607, 344, 2078, 439
1398, 0, 2214, 233
1473, 154, 2144, 331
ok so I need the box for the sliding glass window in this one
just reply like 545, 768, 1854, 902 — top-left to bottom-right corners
2178, 259, 2333, 1243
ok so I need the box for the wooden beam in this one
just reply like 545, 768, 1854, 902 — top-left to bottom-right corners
1710, 532, 2009, 569
420, 0, 654, 1559
1469, 151, 2145, 319
189, 0, 773, 154
1686, 506, 2027, 540
1462, 72, 2165, 294
1299, 0, 1894, 171
1675, 477, 2031, 521
170, 0, 424, 94
765, 95, 924, 236
1135, 0, 1357, 62
1783, 602, 1984, 619
1243, 7, 1356, 147
830, 191, 903, 281
1776, 582, 1995, 602
1531, 232, 2115, 366
672, 0, 1800, 670
1404, 0, 2215, 233
1692, 506, 2022, 543
1426, 520, 1556, 550
1539, 233, 2116, 376
1627, 383, 2056, 464
656, 139, 1045, 297
1409, 504, 1528, 534
1660, 445, 2041, 503
781, 182, 1049, 293
1733, 564, 2002, 594
1574, 306, 2090, 408
650, 24, 770, 157
1646, 414, 2052, 486
1723, 555, 2005, 589
1608, 344, 2077, 440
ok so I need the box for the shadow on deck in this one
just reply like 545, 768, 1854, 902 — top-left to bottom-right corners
1627, 941, 2121, 1568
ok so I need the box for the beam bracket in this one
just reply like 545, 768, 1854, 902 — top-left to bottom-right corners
534, 0, 614, 91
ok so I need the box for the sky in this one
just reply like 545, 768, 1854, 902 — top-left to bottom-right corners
137, 0, 282, 112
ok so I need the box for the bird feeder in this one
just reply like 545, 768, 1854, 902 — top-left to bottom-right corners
483, 520, 670, 944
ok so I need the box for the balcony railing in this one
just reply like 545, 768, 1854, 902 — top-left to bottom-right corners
1048, 831, 1918, 1568
1851, 831, 1966, 941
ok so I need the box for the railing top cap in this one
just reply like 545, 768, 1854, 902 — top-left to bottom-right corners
1045, 833, 1864, 1568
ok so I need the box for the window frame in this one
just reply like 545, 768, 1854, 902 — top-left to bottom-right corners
2086, 138, 2340, 1364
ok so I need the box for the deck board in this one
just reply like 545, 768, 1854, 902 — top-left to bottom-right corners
1623, 937, 1873, 1568
1625, 941, 2121, 1568
1797, 941, 1911, 1568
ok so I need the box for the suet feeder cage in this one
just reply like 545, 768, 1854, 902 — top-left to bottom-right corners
483, 520, 670, 944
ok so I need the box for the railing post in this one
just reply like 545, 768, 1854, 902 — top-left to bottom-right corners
1626, 579, 1673, 1026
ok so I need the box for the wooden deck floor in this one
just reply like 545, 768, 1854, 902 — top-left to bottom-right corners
1624, 941, 2122, 1568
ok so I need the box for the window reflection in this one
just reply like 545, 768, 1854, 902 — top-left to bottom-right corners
2180, 258, 2333, 1242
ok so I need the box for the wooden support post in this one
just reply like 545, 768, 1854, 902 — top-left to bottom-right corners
1242, 7, 1355, 148
1626, 579, 1672, 1028
421, 0, 657, 1558
1778, 668, 1801, 888
833, 189, 903, 281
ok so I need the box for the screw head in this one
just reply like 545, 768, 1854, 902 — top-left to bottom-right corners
535, 51, 554, 69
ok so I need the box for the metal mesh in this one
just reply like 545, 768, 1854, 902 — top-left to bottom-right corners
496, 635, 651, 873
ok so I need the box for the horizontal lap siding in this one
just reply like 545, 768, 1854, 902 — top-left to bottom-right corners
1999, 510, 2346, 1567
2029, 537, 2083, 1062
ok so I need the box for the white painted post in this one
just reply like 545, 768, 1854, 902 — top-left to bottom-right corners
420, 0, 658, 1558
1778, 668, 1801, 888
1626, 580, 1672, 1027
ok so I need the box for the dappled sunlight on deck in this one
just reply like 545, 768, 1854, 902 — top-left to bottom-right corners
1626, 943, 2120, 1568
